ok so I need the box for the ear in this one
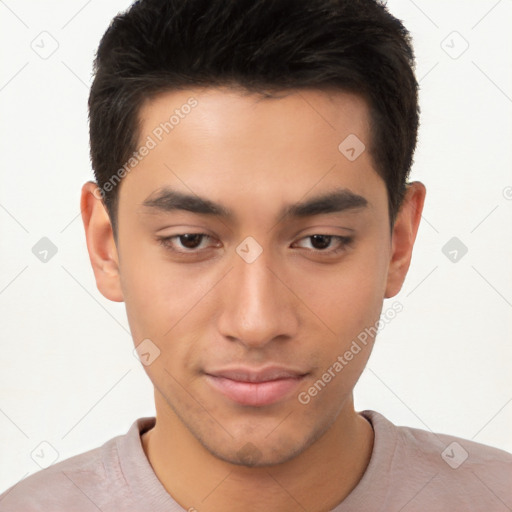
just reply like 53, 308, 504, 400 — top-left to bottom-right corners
80, 181, 124, 302
385, 181, 426, 298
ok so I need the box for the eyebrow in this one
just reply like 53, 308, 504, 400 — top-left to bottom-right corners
141, 187, 369, 220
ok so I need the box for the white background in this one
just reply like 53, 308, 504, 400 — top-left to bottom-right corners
0, 0, 511, 494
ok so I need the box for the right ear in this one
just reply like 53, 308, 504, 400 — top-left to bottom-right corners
80, 181, 124, 302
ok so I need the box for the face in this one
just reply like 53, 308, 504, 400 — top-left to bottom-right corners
83, 87, 422, 467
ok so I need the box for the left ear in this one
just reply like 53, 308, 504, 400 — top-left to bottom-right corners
385, 181, 426, 298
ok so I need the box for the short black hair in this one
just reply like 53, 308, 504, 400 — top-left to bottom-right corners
89, 0, 419, 237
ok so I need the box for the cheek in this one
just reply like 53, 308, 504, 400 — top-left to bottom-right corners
296, 334, 373, 419
299, 251, 386, 344
119, 238, 214, 378
118, 235, 187, 342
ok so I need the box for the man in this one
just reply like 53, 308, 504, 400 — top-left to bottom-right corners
1, 0, 510, 510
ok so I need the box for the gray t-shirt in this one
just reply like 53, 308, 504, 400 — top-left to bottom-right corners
1, 410, 511, 511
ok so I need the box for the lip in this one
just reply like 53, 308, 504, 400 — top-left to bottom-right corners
204, 366, 308, 407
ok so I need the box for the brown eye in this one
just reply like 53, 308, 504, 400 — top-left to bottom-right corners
293, 235, 353, 255
309, 234, 332, 250
177, 234, 205, 249
157, 233, 214, 253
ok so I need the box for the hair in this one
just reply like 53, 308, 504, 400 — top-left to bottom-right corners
88, 0, 419, 237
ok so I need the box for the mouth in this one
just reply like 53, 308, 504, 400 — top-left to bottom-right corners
204, 366, 309, 407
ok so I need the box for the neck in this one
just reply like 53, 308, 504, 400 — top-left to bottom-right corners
142, 393, 373, 512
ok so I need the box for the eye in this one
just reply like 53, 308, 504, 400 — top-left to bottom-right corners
293, 234, 353, 255
156, 233, 353, 258
157, 233, 217, 253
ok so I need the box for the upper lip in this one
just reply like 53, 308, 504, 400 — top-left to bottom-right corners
205, 366, 308, 383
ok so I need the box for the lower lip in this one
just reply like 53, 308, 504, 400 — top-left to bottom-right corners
205, 375, 305, 407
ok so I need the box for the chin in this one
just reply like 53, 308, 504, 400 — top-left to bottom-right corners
196, 420, 332, 469
210, 441, 306, 468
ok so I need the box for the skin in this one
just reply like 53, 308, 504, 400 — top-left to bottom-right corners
81, 87, 425, 512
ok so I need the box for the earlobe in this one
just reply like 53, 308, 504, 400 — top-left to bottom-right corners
384, 181, 426, 298
80, 181, 124, 302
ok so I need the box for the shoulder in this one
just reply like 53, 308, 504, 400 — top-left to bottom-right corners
0, 431, 126, 511
394, 416, 512, 471
364, 410, 512, 510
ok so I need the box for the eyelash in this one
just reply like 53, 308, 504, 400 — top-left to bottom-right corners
156, 233, 353, 257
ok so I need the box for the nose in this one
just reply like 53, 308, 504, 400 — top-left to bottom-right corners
217, 246, 299, 350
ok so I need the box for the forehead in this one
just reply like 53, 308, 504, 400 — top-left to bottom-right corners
118, 86, 386, 223
138, 86, 372, 146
